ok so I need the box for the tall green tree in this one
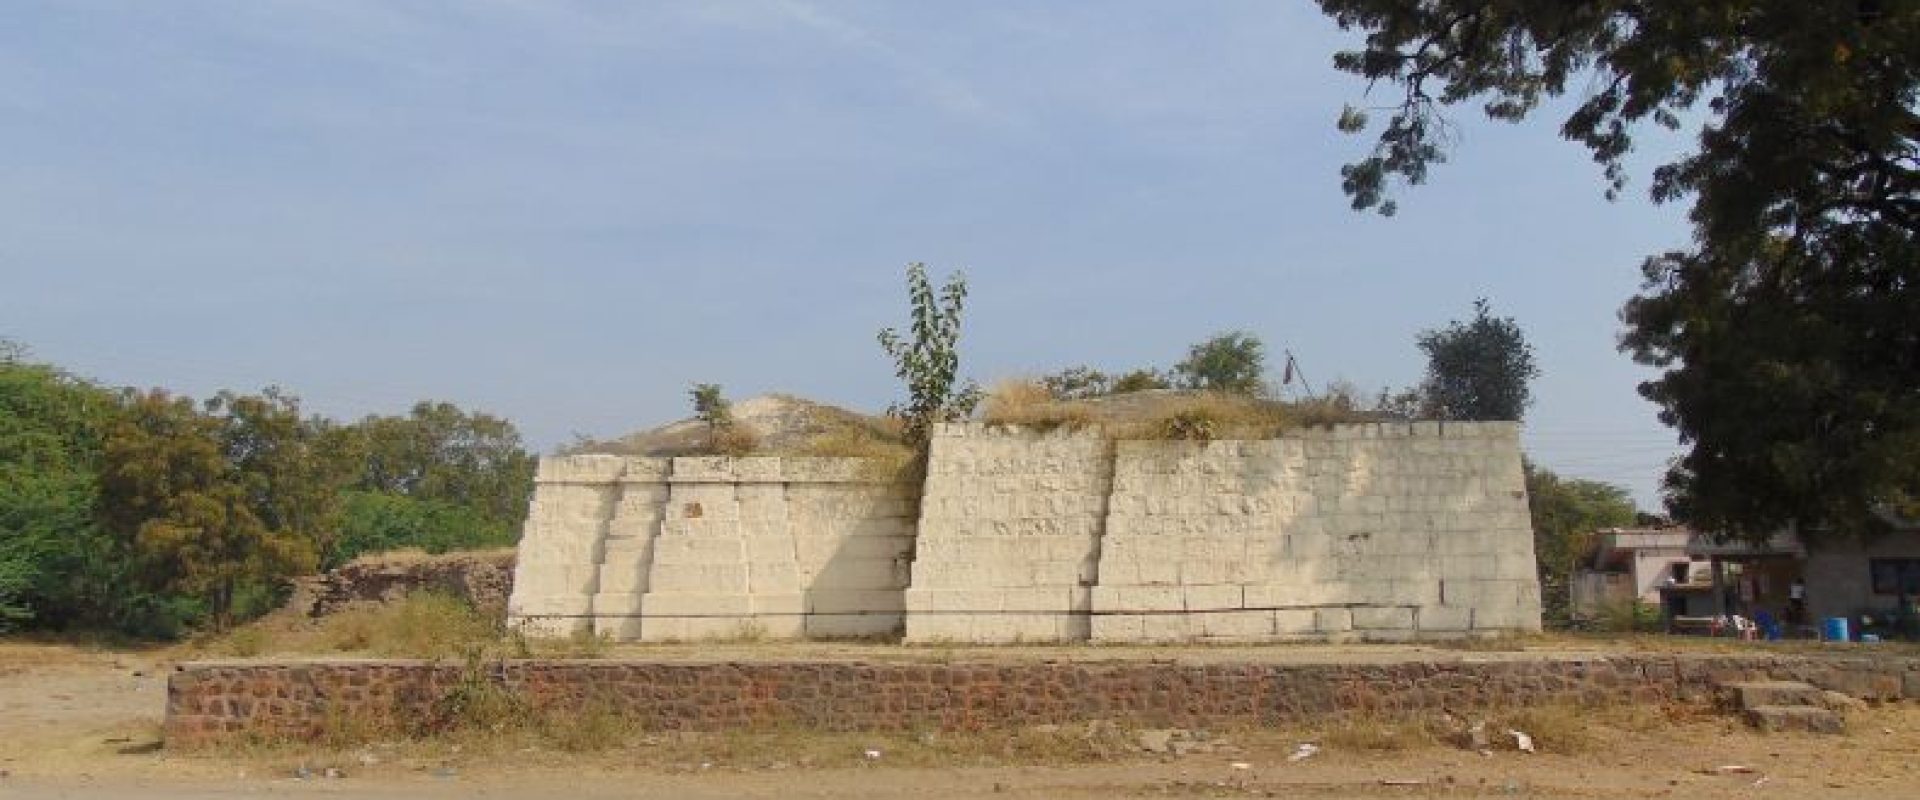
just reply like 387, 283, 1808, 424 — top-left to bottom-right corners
878, 262, 982, 448
350, 401, 535, 525
1525, 462, 1639, 627
0, 348, 121, 630
336, 401, 535, 566
1173, 331, 1267, 395
208, 389, 359, 560
100, 391, 320, 629
1416, 299, 1539, 422
1316, 1, 1920, 536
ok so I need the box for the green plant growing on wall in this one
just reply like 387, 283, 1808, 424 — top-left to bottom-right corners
878, 263, 981, 449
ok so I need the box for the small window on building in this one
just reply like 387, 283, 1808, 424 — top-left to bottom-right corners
1868, 559, 1920, 595
1670, 563, 1689, 583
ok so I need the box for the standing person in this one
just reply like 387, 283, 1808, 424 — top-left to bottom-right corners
1788, 578, 1807, 626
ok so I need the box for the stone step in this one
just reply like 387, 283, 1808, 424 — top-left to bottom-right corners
1744, 705, 1846, 734
1719, 680, 1826, 710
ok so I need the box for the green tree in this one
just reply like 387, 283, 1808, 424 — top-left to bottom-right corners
207, 389, 359, 561
100, 391, 319, 629
350, 401, 536, 527
1316, 0, 1920, 536
0, 347, 129, 631
1416, 299, 1539, 422
336, 401, 535, 567
1526, 462, 1638, 627
332, 490, 516, 565
878, 262, 982, 448
1172, 331, 1267, 395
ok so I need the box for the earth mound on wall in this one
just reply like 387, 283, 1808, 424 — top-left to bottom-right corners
568, 394, 909, 459
980, 384, 1379, 438
286, 548, 516, 618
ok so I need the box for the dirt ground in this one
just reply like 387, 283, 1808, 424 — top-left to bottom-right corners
6, 640, 1920, 799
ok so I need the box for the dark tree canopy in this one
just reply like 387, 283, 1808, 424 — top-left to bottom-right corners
1417, 299, 1539, 422
1319, 0, 1920, 537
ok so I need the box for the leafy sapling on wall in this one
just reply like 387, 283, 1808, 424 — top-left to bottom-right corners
878, 263, 982, 449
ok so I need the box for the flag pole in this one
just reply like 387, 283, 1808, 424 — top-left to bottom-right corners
1283, 350, 1317, 401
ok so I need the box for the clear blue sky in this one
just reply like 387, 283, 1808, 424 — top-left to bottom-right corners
0, 1, 1694, 508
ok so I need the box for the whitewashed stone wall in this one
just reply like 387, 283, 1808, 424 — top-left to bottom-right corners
903, 425, 1114, 643
511, 422, 1540, 643
507, 456, 917, 640
1089, 423, 1539, 643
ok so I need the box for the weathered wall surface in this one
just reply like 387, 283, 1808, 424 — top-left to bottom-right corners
1091, 424, 1538, 643
903, 422, 1538, 643
512, 422, 1540, 642
904, 426, 1113, 643
507, 455, 916, 641
165, 653, 1920, 744
1805, 530, 1920, 624
288, 550, 515, 619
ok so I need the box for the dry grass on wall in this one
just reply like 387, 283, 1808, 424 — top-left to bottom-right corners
978, 379, 1378, 441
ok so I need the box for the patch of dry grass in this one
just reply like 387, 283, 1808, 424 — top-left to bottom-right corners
1119, 392, 1298, 441
979, 382, 1378, 442
980, 378, 1099, 431
196, 591, 510, 660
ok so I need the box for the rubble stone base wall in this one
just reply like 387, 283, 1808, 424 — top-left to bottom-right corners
165, 654, 1920, 745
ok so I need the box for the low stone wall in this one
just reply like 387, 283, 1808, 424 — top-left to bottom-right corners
165, 653, 1920, 745
288, 550, 516, 618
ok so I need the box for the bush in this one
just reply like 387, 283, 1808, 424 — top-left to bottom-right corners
1589, 599, 1663, 633
330, 490, 516, 569
709, 425, 760, 457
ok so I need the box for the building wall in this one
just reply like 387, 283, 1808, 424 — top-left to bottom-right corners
164, 653, 1920, 745
511, 422, 1542, 643
1631, 550, 1693, 601
1805, 531, 1920, 623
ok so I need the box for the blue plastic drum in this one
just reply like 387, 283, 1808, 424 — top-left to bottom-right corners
1822, 616, 1851, 642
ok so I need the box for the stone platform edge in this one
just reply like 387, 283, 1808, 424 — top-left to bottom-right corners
165, 652, 1920, 744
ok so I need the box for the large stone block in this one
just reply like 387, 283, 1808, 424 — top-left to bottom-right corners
647, 565, 748, 594
536, 455, 628, 484
1351, 607, 1416, 630
1417, 605, 1474, 631
1197, 610, 1273, 640
1091, 586, 1183, 612
1183, 585, 1244, 611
